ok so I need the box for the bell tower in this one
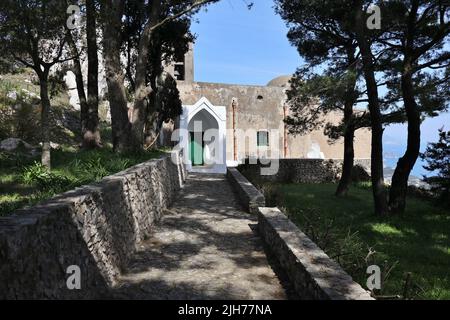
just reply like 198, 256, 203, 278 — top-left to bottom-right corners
165, 42, 194, 83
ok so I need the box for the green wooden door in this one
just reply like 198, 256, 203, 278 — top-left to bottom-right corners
190, 132, 204, 166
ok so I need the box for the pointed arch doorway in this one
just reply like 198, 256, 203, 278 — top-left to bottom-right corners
179, 97, 227, 174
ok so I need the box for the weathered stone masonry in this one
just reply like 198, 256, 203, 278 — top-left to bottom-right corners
0, 152, 186, 299
258, 207, 374, 300
227, 168, 265, 214
226, 169, 373, 300
239, 158, 371, 184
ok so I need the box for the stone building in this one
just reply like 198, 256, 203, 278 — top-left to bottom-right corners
165, 45, 371, 174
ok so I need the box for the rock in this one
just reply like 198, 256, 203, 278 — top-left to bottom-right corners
21, 89, 39, 99
38, 141, 61, 150
0, 138, 34, 152
7, 91, 18, 101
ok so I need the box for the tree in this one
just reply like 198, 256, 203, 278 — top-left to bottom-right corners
0, 0, 72, 168
121, 1, 193, 148
353, 0, 389, 216
65, 0, 102, 149
84, 0, 102, 149
66, 26, 89, 148
99, 0, 218, 153
421, 128, 450, 207
378, 0, 450, 213
275, 0, 366, 197
100, 0, 132, 153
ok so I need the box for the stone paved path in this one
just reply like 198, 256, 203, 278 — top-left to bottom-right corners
111, 174, 288, 300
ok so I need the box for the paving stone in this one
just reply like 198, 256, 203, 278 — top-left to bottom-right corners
111, 174, 287, 300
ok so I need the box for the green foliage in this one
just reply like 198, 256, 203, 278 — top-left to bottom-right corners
260, 183, 284, 207
21, 162, 73, 192
355, 181, 372, 190
0, 77, 42, 143
68, 151, 133, 182
0, 147, 162, 216
0, 149, 37, 168
275, 0, 365, 139
421, 129, 450, 207
252, 180, 449, 299
0, 0, 69, 66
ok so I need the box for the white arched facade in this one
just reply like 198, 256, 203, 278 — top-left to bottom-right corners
179, 97, 227, 174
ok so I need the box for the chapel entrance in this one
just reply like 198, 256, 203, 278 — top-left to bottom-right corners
188, 108, 218, 168
189, 132, 204, 166
179, 97, 227, 174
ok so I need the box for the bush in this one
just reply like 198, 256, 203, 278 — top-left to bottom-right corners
0, 150, 36, 168
21, 162, 72, 192
68, 151, 134, 182
260, 183, 284, 207
421, 129, 450, 208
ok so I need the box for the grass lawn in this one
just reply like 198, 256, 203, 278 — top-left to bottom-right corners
0, 147, 163, 216
268, 183, 449, 299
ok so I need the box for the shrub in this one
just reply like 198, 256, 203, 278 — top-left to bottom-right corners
0, 150, 36, 168
421, 129, 450, 208
79, 156, 109, 181
21, 162, 72, 192
260, 183, 284, 207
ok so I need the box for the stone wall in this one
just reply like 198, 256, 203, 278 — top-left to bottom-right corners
229, 170, 373, 300
239, 158, 371, 184
0, 152, 186, 299
258, 207, 374, 300
226, 168, 265, 214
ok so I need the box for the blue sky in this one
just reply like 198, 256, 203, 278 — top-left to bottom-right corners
191, 0, 449, 176
190, 0, 299, 85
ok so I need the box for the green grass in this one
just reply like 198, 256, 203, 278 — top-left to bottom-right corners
0, 147, 163, 216
268, 183, 450, 299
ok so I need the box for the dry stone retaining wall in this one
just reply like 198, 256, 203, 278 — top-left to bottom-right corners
239, 158, 371, 184
227, 168, 374, 300
227, 168, 265, 213
258, 207, 374, 300
0, 152, 186, 299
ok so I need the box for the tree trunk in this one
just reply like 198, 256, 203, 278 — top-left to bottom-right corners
101, 0, 133, 153
336, 117, 355, 197
388, 3, 421, 214
336, 50, 358, 197
130, 0, 161, 151
85, 0, 102, 149
389, 66, 421, 213
67, 33, 89, 148
354, 7, 389, 216
39, 73, 51, 169
125, 39, 136, 92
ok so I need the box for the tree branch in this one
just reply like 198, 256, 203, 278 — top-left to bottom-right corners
149, 0, 217, 32
414, 52, 450, 72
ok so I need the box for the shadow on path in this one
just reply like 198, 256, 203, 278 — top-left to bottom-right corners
108, 174, 295, 300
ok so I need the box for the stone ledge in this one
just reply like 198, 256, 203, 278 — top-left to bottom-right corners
257, 207, 374, 300
226, 167, 265, 214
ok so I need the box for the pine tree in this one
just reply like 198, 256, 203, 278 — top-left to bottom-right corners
421, 128, 450, 207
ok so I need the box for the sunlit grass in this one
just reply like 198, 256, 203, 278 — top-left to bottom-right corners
0, 147, 163, 216
271, 183, 449, 299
